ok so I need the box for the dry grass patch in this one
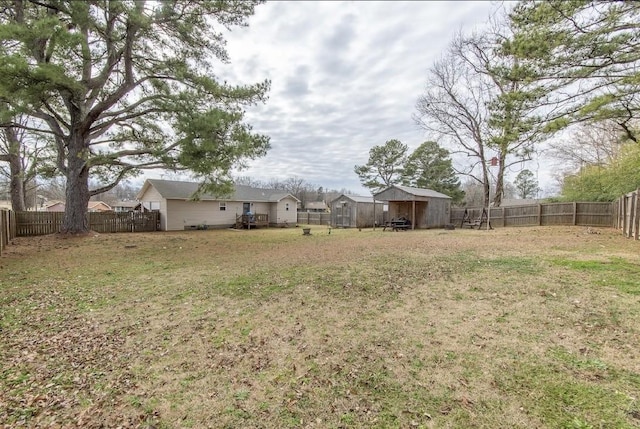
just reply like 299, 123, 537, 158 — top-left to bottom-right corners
1, 226, 639, 428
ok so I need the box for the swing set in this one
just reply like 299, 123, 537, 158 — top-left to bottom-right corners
461, 208, 492, 229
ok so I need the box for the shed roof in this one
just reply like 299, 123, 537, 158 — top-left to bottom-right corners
330, 194, 383, 204
138, 179, 300, 203
373, 185, 451, 200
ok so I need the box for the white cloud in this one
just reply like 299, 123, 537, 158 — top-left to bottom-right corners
211, 1, 527, 195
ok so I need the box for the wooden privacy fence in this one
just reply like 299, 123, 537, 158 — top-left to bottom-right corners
15, 211, 159, 237
0, 209, 17, 256
615, 189, 640, 240
451, 202, 614, 228
297, 212, 331, 225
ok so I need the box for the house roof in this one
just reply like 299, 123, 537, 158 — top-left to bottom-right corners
88, 201, 112, 210
139, 179, 300, 203
113, 201, 140, 208
374, 185, 451, 200
43, 200, 112, 210
44, 200, 64, 208
305, 201, 328, 210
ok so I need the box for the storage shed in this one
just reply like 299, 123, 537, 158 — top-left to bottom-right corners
373, 185, 451, 229
330, 194, 386, 228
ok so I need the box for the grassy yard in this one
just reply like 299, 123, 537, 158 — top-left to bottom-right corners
1, 225, 639, 428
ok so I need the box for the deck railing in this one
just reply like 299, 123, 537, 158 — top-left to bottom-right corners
236, 213, 269, 228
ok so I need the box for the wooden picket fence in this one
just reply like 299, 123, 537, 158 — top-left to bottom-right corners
615, 188, 640, 240
297, 212, 332, 225
14, 211, 159, 237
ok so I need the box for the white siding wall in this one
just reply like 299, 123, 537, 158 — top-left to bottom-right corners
139, 184, 299, 230
275, 197, 298, 225
251, 202, 270, 215
138, 186, 167, 230
165, 200, 243, 230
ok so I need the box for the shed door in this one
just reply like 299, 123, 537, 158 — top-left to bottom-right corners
337, 203, 351, 227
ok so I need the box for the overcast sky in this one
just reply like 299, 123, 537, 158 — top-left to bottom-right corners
204, 1, 554, 196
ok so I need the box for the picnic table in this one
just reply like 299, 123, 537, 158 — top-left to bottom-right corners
383, 217, 412, 231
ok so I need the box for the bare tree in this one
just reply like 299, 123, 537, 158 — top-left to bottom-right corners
234, 175, 267, 188
0, 116, 51, 210
414, 39, 494, 205
415, 16, 545, 207
548, 121, 630, 172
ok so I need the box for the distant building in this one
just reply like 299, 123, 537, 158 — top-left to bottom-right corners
113, 201, 142, 212
304, 201, 329, 213
44, 201, 65, 212
88, 201, 112, 212
44, 200, 112, 212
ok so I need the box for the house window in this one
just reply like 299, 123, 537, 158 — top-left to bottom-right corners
285, 203, 290, 211
219, 202, 226, 211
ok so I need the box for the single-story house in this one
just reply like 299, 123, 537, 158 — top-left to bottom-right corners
88, 201, 112, 212
113, 201, 143, 212
136, 179, 300, 231
329, 194, 386, 228
373, 185, 451, 229
43, 200, 65, 212
44, 200, 112, 212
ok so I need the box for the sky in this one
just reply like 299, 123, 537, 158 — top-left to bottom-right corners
176, 1, 556, 197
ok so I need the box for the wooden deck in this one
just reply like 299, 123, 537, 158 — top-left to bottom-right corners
236, 213, 269, 229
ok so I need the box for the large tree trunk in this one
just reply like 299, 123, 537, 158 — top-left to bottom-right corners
493, 172, 504, 208
2, 127, 26, 211
492, 158, 506, 208
61, 135, 90, 234
482, 163, 490, 208
8, 153, 26, 211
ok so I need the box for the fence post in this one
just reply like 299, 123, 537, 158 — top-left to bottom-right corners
624, 195, 629, 236
626, 193, 634, 238
572, 202, 577, 226
0, 211, 5, 256
619, 196, 624, 229
537, 204, 542, 226
633, 188, 640, 240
